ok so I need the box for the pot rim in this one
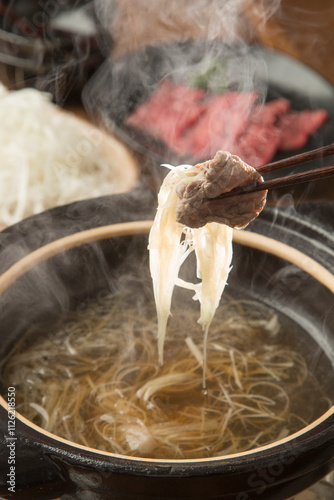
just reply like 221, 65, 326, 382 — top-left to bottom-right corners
1, 220, 333, 465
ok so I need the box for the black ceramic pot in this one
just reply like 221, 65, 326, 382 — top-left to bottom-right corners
0, 191, 333, 500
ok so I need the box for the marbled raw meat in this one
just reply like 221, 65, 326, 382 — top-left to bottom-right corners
125, 79, 329, 165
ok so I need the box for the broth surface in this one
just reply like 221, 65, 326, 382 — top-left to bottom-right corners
1, 281, 332, 459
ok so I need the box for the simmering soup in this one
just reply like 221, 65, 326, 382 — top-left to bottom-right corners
1, 280, 331, 460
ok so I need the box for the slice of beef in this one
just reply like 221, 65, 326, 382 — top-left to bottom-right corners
175, 150, 267, 229
126, 79, 206, 154
235, 99, 291, 167
186, 91, 258, 159
277, 108, 329, 151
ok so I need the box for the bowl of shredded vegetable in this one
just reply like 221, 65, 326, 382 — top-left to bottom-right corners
0, 83, 139, 230
0, 191, 333, 500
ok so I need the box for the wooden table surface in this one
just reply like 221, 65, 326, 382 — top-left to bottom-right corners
110, 0, 334, 87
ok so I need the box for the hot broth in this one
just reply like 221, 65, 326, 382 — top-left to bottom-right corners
1, 279, 332, 460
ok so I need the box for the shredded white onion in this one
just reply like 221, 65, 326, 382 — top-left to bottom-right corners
0, 84, 133, 227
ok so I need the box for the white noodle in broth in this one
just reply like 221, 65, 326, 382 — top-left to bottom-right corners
1, 289, 331, 460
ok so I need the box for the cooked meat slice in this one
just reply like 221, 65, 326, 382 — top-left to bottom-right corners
175, 150, 267, 229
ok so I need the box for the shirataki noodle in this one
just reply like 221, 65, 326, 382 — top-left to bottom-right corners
1, 287, 330, 460
148, 161, 233, 386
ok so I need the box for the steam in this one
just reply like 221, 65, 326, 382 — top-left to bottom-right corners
94, 0, 281, 56
0, 0, 333, 407
83, 0, 287, 166
89, 0, 283, 100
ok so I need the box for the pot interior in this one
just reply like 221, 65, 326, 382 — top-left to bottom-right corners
0, 222, 333, 461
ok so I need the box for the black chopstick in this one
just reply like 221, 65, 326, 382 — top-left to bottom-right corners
256, 143, 334, 174
203, 164, 334, 201
203, 144, 334, 202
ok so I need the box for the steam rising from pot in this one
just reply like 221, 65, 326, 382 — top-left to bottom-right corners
84, 0, 282, 126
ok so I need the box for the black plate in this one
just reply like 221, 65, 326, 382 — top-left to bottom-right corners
83, 40, 334, 169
